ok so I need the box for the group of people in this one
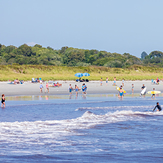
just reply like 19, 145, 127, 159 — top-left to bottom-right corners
151, 77, 160, 85
9, 79, 24, 84
39, 82, 62, 93
40, 82, 49, 93
69, 83, 87, 96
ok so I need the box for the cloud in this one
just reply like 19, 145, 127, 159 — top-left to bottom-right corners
26, 42, 37, 46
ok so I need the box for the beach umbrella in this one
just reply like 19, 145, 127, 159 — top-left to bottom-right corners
83, 73, 90, 81
75, 73, 83, 78
82, 73, 90, 77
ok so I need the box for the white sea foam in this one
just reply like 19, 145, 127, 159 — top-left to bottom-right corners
0, 110, 162, 147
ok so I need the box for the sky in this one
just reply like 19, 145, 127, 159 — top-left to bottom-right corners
1, 0, 163, 58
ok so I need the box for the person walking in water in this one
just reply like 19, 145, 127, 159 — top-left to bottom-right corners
118, 87, 124, 100
69, 84, 73, 96
153, 102, 162, 112
1, 94, 5, 108
75, 85, 79, 96
82, 83, 87, 95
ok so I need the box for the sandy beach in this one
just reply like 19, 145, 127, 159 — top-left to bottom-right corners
0, 80, 162, 96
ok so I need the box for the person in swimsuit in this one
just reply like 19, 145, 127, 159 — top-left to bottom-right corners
1, 94, 5, 108
118, 87, 124, 100
45, 82, 49, 93
40, 82, 43, 93
75, 85, 79, 96
82, 83, 87, 95
69, 84, 73, 95
113, 77, 116, 86
151, 88, 155, 99
100, 78, 103, 86
153, 102, 162, 112
132, 84, 134, 94
106, 77, 108, 86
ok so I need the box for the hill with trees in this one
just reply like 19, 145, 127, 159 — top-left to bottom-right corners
0, 44, 162, 68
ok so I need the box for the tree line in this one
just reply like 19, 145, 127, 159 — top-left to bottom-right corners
0, 43, 162, 67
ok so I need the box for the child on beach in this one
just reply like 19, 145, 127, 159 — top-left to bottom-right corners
69, 84, 73, 95
40, 82, 43, 93
106, 77, 108, 86
45, 82, 49, 93
100, 78, 103, 86
151, 88, 155, 99
113, 77, 116, 86
1, 94, 5, 107
132, 84, 134, 94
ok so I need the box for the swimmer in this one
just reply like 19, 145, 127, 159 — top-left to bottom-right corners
153, 102, 162, 112
1, 94, 5, 108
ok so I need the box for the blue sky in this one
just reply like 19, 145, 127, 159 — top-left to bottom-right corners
1, 0, 163, 57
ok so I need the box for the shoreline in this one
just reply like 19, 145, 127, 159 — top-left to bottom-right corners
0, 80, 162, 96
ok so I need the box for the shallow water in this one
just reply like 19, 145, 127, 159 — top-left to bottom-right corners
1, 94, 163, 162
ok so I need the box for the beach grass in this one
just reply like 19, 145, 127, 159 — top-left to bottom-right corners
0, 65, 163, 81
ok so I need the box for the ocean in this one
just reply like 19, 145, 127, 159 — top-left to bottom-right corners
0, 94, 163, 163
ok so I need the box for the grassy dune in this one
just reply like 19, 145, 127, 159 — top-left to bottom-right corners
0, 65, 163, 81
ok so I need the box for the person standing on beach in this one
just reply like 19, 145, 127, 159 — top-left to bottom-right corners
40, 82, 43, 93
151, 88, 155, 99
100, 78, 103, 86
82, 83, 87, 95
118, 87, 124, 100
45, 82, 49, 93
122, 78, 124, 87
106, 77, 108, 86
75, 85, 79, 96
113, 77, 116, 86
1, 94, 5, 108
69, 84, 73, 95
132, 84, 134, 94
141, 84, 146, 97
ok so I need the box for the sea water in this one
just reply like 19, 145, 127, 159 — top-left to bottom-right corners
0, 94, 163, 163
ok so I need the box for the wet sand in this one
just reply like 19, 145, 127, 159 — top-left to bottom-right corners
0, 80, 162, 96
